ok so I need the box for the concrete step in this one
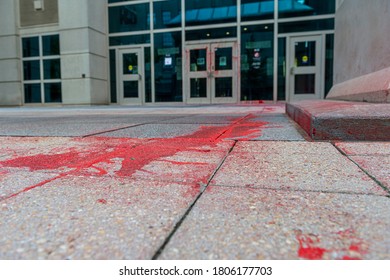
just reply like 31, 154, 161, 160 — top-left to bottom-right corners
286, 100, 390, 141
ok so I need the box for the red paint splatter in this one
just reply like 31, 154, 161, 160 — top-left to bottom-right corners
296, 229, 368, 260
97, 199, 107, 204
0, 114, 267, 200
297, 233, 328, 260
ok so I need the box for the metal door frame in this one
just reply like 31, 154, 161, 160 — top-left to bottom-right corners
118, 47, 144, 105
288, 35, 323, 101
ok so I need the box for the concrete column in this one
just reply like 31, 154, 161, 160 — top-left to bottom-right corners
0, 0, 22, 106
59, 0, 108, 105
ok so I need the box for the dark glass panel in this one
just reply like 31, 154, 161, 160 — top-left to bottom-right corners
23, 60, 40, 80
186, 27, 236, 41
241, 0, 274, 21
24, 84, 41, 103
277, 37, 286, 100
44, 83, 62, 103
109, 34, 150, 46
295, 74, 315, 94
241, 25, 274, 101
215, 77, 233, 97
279, 19, 334, 33
42, 35, 60, 56
279, 0, 335, 18
154, 0, 181, 29
294, 41, 316, 66
109, 50, 117, 103
109, 4, 150, 33
43, 59, 61, 79
144, 47, 152, 103
123, 81, 139, 98
325, 34, 334, 97
190, 49, 207, 72
22, 37, 39, 57
154, 32, 182, 102
190, 78, 207, 98
215, 47, 232, 71
122, 53, 138, 75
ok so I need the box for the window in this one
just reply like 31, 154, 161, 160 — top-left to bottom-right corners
22, 35, 62, 103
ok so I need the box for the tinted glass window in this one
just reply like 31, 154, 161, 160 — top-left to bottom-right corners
44, 83, 62, 102
278, 19, 334, 33
279, 0, 335, 18
154, 0, 181, 29
23, 60, 41, 80
109, 4, 150, 33
241, 0, 274, 21
22, 37, 39, 57
185, 0, 237, 26
154, 32, 182, 102
109, 34, 150, 46
24, 84, 42, 103
241, 25, 274, 101
43, 59, 61, 79
186, 27, 236, 41
42, 35, 60, 56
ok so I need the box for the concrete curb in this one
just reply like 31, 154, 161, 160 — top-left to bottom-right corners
286, 100, 390, 141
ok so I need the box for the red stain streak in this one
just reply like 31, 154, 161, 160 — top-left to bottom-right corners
0, 115, 267, 200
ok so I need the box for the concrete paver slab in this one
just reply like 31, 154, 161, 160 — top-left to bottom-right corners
0, 171, 60, 201
230, 141, 340, 155
160, 187, 390, 259
350, 156, 390, 190
99, 124, 226, 139
0, 176, 200, 260
335, 142, 390, 155
211, 142, 387, 195
159, 114, 247, 124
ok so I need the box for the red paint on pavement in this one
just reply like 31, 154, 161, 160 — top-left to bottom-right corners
97, 199, 107, 204
297, 233, 327, 260
0, 114, 267, 200
296, 229, 369, 260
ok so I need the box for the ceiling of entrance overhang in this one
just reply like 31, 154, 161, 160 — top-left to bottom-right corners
168, 1, 314, 25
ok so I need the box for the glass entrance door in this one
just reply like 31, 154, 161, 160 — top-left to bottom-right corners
119, 48, 143, 104
289, 35, 322, 101
186, 42, 238, 104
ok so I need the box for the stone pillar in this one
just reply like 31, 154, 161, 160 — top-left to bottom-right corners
0, 0, 22, 106
59, 0, 108, 105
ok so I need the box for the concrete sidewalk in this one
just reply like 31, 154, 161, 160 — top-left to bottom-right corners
0, 104, 389, 260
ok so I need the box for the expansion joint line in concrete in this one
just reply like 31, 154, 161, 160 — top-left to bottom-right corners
332, 143, 390, 197
81, 116, 188, 138
151, 141, 238, 260
214, 114, 255, 141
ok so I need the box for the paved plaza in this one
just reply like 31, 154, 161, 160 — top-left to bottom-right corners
0, 104, 389, 259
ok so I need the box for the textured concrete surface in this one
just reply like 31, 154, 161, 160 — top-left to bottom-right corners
160, 187, 390, 260
335, 142, 390, 190
0, 104, 389, 260
286, 100, 390, 140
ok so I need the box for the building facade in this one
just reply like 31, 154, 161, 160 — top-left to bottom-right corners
0, 0, 338, 106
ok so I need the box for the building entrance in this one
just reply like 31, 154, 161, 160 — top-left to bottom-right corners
186, 42, 238, 104
118, 48, 144, 105
289, 35, 323, 101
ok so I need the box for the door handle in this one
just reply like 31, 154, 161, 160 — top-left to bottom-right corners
290, 67, 295, 75
138, 74, 142, 80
